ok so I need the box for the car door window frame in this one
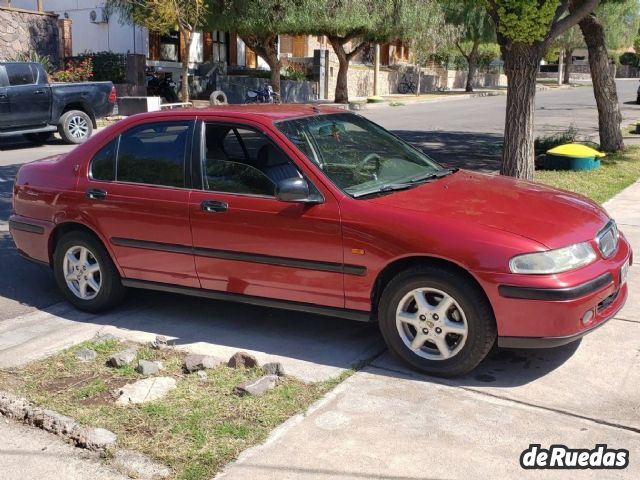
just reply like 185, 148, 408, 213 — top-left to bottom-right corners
197, 120, 321, 200
5, 63, 36, 87
88, 119, 197, 190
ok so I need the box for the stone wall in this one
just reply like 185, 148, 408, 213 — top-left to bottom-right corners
0, 6, 60, 67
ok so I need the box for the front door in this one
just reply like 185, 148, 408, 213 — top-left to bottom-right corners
5, 63, 51, 128
78, 119, 199, 287
189, 121, 346, 308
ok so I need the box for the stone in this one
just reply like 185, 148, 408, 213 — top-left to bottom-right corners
136, 360, 159, 376
228, 351, 259, 369
93, 332, 118, 343
263, 362, 286, 377
234, 375, 279, 396
183, 354, 224, 373
0, 391, 31, 420
115, 377, 177, 405
75, 347, 97, 362
112, 449, 171, 479
37, 410, 78, 436
107, 348, 137, 368
196, 370, 207, 380
73, 427, 117, 451
150, 335, 177, 350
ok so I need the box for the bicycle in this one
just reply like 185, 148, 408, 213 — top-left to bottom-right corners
398, 73, 417, 94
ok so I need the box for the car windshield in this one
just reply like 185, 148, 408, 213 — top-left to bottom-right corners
276, 113, 446, 197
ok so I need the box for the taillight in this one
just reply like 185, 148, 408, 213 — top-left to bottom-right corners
108, 86, 117, 104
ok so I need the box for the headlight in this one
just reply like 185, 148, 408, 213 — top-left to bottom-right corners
509, 242, 597, 274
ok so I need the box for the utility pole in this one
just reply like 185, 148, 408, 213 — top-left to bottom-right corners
37, 0, 43, 12
373, 43, 380, 97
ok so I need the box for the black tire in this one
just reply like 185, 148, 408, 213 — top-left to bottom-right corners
378, 265, 497, 377
24, 132, 53, 144
53, 231, 125, 312
58, 110, 93, 144
398, 83, 409, 94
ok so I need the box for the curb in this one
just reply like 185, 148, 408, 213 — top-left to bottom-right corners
347, 90, 507, 110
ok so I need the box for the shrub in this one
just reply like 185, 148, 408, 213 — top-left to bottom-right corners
619, 52, 638, 67
284, 63, 307, 81
75, 51, 127, 83
51, 57, 93, 83
535, 125, 579, 156
10, 51, 53, 73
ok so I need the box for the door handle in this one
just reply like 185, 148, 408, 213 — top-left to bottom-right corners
86, 188, 107, 200
0, 93, 6, 99
201, 200, 228, 213
34, 89, 46, 95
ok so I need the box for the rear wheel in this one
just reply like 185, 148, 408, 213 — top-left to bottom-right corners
378, 265, 496, 377
58, 110, 93, 144
53, 231, 125, 312
24, 132, 52, 144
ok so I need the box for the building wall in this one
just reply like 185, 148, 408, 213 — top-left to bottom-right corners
0, 6, 60, 66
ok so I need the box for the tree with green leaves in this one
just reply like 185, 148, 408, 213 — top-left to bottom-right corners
444, 0, 496, 92
106, 0, 207, 102
485, 0, 599, 179
570, 0, 639, 153
208, 1, 298, 95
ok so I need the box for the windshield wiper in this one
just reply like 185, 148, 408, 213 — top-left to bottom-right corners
352, 182, 416, 198
410, 168, 458, 184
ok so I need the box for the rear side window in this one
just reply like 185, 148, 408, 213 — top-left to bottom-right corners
116, 122, 191, 187
90, 139, 118, 181
6, 64, 35, 86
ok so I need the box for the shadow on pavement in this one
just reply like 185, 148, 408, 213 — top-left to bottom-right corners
371, 341, 580, 388
0, 136, 66, 152
391, 130, 503, 172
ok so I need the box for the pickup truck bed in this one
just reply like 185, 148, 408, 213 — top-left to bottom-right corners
0, 61, 116, 144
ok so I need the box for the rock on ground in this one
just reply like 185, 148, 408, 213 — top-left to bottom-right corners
116, 377, 177, 405
263, 362, 285, 377
112, 449, 171, 480
75, 347, 97, 362
107, 348, 137, 368
234, 375, 279, 396
73, 427, 117, 451
228, 351, 259, 369
136, 359, 160, 376
150, 335, 176, 350
183, 354, 224, 372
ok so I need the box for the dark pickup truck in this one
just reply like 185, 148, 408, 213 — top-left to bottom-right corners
0, 61, 116, 144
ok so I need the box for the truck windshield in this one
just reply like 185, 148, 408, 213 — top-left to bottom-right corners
276, 113, 444, 197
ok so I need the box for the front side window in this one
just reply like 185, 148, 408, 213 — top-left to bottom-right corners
277, 113, 444, 197
6, 63, 35, 86
117, 122, 191, 187
202, 124, 301, 196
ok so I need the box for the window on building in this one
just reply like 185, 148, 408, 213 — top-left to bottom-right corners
160, 31, 180, 62
212, 31, 227, 63
117, 122, 191, 187
6, 63, 35, 86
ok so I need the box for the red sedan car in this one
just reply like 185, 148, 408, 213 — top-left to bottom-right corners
10, 106, 631, 376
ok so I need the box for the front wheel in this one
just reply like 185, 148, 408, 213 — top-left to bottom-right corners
53, 231, 125, 312
58, 110, 93, 144
378, 265, 496, 377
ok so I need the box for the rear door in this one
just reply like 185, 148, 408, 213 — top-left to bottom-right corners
78, 119, 199, 287
4, 63, 51, 127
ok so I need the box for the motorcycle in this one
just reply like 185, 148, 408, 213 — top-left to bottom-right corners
146, 69, 179, 103
246, 84, 280, 104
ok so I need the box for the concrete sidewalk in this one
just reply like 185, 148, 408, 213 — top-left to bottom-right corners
216, 181, 640, 480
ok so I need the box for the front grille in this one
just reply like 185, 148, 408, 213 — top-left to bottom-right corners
596, 220, 619, 258
597, 288, 619, 312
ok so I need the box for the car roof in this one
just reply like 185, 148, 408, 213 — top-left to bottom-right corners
143, 104, 348, 123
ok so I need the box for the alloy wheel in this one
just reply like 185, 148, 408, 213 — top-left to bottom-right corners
68, 115, 90, 139
395, 287, 468, 360
62, 245, 102, 300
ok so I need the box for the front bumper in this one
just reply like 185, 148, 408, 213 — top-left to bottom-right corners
476, 235, 632, 346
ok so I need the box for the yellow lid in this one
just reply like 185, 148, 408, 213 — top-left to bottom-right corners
547, 143, 606, 158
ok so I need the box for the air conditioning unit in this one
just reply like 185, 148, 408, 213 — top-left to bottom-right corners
89, 8, 108, 24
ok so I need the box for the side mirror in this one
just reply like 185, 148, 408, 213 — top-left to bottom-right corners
275, 177, 323, 203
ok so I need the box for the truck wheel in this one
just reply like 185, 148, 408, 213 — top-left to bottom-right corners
58, 110, 93, 144
378, 265, 496, 377
24, 132, 52, 144
53, 231, 125, 312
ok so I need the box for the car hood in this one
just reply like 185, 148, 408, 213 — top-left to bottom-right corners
367, 170, 610, 249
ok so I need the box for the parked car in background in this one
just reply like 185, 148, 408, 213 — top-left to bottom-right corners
9, 106, 631, 376
0, 61, 116, 144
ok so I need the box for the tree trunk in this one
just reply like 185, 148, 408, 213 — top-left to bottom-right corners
502, 43, 544, 180
264, 48, 281, 97
243, 35, 281, 94
564, 49, 573, 84
329, 36, 350, 103
578, 13, 624, 152
180, 28, 192, 102
465, 41, 480, 93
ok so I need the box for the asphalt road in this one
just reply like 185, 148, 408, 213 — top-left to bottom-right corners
0, 80, 638, 321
